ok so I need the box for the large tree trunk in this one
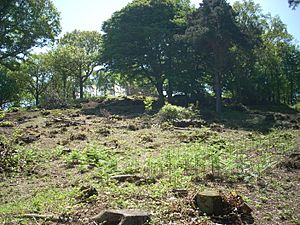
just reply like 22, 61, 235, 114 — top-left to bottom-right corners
215, 72, 222, 113
35, 94, 39, 106
72, 88, 76, 100
290, 80, 294, 104
63, 78, 67, 100
35, 77, 39, 106
166, 79, 173, 102
155, 79, 165, 107
79, 77, 84, 99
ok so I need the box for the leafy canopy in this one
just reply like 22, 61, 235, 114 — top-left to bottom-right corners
0, 0, 61, 65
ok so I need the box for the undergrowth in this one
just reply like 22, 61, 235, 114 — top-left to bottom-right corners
158, 103, 198, 122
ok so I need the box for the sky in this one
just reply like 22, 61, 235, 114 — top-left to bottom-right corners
52, 0, 300, 43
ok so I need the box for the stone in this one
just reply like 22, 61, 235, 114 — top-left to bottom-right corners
91, 209, 150, 225
194, 190, 226, 216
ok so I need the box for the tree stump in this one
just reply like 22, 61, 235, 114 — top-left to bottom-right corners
194, 190, 225, 216
91, 209, 150, 225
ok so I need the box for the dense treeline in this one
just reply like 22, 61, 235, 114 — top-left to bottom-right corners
0, 0, 299, 112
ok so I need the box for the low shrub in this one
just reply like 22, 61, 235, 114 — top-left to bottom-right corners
158, 103, 198, 121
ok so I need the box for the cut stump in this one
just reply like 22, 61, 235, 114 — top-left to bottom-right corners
91, 209, 150, 225
194, 190, 225, 216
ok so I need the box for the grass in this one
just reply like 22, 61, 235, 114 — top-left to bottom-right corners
0, 187, 77, 215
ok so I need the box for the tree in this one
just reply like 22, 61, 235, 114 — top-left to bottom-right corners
59, 30, 102, 99
0, 0, 61, 66
0, 65, 25, 108
0, 70, 18, 108
101, 0, 191, 105
255, 15, 294, 104
181, 0, 247, 112
21, 54, 52, 106
289, 0, 300, 9
227, 0, 264, 104
47, 45, 79, 100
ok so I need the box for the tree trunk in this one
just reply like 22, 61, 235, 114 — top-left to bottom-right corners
63, 78, 67, 100
155, 79, 165, 107
72, 88, 76, 100
290, 80, 294, 104
35, 94, 39, 106
215, 72, 222, 113
35, 77, 39, 106
79, 77, 84, 99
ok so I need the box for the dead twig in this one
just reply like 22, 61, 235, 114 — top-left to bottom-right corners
16, 213, 71, 223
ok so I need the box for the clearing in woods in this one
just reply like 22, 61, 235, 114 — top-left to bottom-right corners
0, 97, 299, 225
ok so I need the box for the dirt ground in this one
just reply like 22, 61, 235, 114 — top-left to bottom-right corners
0, 100, 299, 225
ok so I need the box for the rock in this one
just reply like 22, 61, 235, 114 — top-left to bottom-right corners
194, 190, 226, 216
91, 209, 150, 225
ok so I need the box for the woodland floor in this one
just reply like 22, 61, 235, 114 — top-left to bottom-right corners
0, 97, 299, 225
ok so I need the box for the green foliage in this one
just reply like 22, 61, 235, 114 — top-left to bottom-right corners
0, 0, 61, 64
102, 0, 192, 104
180, 0, 248, 112
0, 135, 39, 174
158, 103, 197, 121
0, 187, 76, 215
65, 144, 118, 178
20, 54, 52, 106
0, 68, 25, 108
0, 110, 5, 119
289, 0, 300, 9
58, 30, 103, 99
144, 96, 154, 112
137, 128, 297, 183
0, 121, 14, 127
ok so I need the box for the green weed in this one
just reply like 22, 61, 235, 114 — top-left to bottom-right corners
65, 144, 119, 179
0, 121, 13, 127
0, 187, 77, 215
158, 103, 198, 122
144, 96, 154, 112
